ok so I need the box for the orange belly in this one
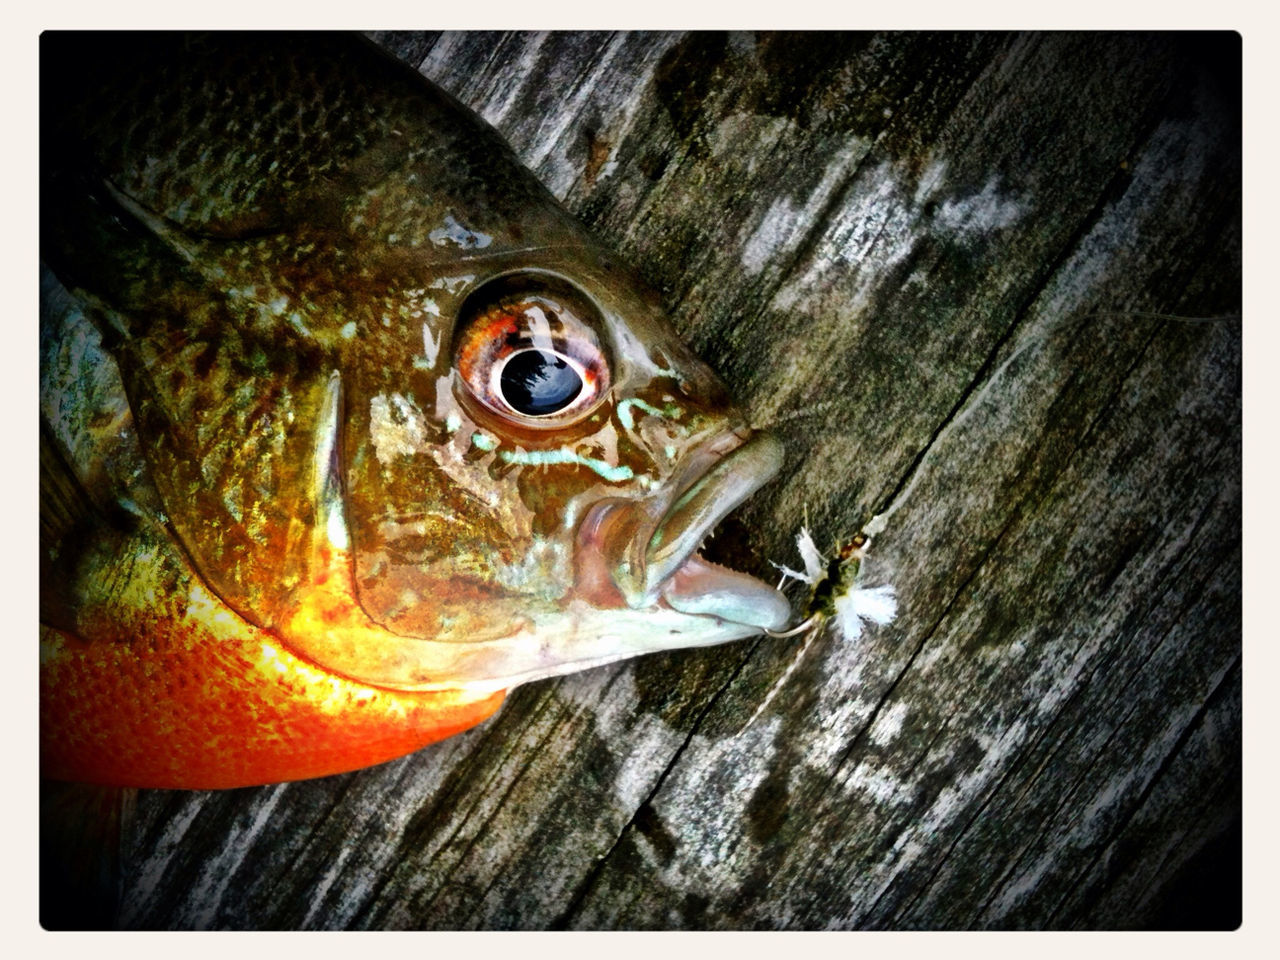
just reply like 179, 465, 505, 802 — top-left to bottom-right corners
40, 614, 505, 790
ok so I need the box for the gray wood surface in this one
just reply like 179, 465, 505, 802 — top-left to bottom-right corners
85, 31, 1239, 930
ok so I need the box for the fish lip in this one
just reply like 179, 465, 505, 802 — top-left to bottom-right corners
572, 430, 792, 631
644, 432, 783, 588
644, 431, 792, 631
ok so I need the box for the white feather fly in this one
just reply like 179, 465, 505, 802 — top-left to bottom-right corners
771, 526, 897, 642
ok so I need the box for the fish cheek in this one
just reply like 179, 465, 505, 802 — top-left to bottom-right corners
341, 426, 529, 638
354, 545, 514, 641
513, 467, 590, 540
509, 450, 644, 541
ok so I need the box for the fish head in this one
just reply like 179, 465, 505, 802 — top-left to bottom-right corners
305, 241, 792, 692
40, 32, 792, 694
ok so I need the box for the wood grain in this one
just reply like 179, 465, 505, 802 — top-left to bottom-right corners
62, 31, 1241, 930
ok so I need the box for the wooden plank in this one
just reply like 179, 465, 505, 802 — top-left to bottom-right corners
58, 30, 1238, 930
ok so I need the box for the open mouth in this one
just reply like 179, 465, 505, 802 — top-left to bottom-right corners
573, 431, 794, 633
641, 433, 792, 631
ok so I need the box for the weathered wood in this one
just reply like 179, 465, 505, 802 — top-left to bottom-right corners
65, 31, 1238, 929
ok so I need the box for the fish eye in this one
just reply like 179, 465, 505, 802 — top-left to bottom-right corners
495, 348, 586, 416
454, 274, 611, 429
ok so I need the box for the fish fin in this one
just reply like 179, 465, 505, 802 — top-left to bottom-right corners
39, 780, 136, 930
38, 424, 98, 550
41, 162, 199, 332
39, 426, 136, 634
39, 425, 182, 642
40, 425, 113, 632
98, 177, 203, 267
312, 370, 351, 554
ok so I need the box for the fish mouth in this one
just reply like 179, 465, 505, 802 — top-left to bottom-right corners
576, 432, 792, 632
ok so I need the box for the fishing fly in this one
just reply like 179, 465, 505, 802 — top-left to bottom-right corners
767, 526, 896, 643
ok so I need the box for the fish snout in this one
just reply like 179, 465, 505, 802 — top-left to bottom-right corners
574, 430, 790, 631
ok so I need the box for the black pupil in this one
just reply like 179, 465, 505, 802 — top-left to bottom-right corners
500, 350, 583, 416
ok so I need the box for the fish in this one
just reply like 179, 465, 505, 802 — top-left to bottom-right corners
39, 32, 793, 790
